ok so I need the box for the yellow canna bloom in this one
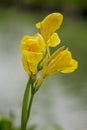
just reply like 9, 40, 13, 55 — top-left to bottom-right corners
21, 33, 45, 75
42, 47, 78, 78
36, 13, 63, 47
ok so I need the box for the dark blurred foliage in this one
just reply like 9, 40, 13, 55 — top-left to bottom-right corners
0, 0, 87, 18
0, 116, 36, 130
0, 115, 19, 130
0, 116, 62, 130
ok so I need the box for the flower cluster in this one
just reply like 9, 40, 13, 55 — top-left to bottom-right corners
21, 13, 78, 79
20, 12, 78, 130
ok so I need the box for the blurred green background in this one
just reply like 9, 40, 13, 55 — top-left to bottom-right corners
0, 0, 87, 130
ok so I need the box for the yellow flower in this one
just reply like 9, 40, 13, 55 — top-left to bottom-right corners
36, 13, 63, 47
20, 12, 78, 78
42, 47, 78, 78
21, 33, 45, 75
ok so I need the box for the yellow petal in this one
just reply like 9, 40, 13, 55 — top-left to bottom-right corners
21, 35, 31, 51
21, 33, 45, 53
22, 54, 37, 75
23, 50, 43, 64
48, 49, 74, 71
36, 13, 63, 41
29, 63, 37, 75
36, 22, 41, 29
42, 55, 49, 78
59, 59, 78, 73
21, 33, 46, 75
55, 49, 72, 68
48, 46, 65, 63
42, 48, 78, 78
47, 33, 60, 47
36, 33, 45, 51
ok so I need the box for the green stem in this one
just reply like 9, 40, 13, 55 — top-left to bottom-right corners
21, 78, 31, 130
26, 89, 34, 123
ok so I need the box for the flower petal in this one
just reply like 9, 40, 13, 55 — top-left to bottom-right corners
36, 13, 63, 41
42, 48, 78, 78
59, 59, 78, 73
47, 33, 60, 47
36, 22, 41, 29
22, 54, 37, 75
20, 33, 46, 75
23, 50, 43, 64
21, 33, 45, 53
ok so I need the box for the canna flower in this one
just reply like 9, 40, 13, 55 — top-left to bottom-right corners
20, 12, 78, 78
42, 47, 78, 78
36, 13, 63, 47
20, 13, 78, 130
21, 33, 45, 75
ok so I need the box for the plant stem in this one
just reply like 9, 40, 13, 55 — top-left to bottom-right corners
26, 89, 34, 124
21, 77, 36, 130
21, 78, 31, 130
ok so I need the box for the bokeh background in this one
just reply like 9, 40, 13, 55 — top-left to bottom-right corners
0, 0, 87, 130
